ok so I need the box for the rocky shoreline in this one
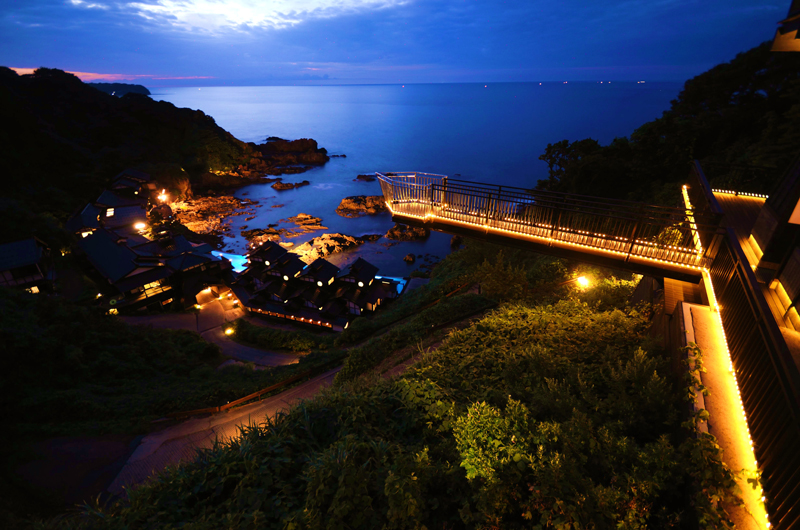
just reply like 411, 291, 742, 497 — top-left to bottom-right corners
335, 195, 388, 217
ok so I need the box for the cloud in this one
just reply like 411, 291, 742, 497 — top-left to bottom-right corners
69, 0, 110, 9
9, 67, 215, 82
120, 0, 407, 34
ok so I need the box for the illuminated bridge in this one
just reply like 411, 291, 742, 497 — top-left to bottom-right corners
378, 170, 722, 282
379, 163, 800, 530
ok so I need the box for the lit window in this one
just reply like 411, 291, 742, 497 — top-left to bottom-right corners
106, 208, 115, 217
26, 286, 40, 294
81, 231, 91, 238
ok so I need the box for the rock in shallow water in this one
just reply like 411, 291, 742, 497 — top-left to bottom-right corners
292, 233, 381, 263
335, 195, 388, 217
386, 223, 429, 241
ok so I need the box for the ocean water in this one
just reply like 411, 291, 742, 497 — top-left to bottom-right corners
153, 82, 682, 276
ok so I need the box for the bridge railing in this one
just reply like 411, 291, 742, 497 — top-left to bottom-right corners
378, 172, 720, 269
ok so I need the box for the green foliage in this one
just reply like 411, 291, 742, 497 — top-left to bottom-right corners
232, 319, 334, 353
337, 240, 569, 347
538, 42, 800, 201
471, 251, 530, 301
336, 293, 495, 383
61, 295, 740, 529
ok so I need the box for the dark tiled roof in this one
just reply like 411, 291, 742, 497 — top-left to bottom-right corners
78, 229, 138, 283
114, 168, 151, 183
102, 205, 146, 229
115, 266, 172, 292
167, 253, 212, 272
0, 238, 43, 271
133, 235, 194, 257
346, 257, 379, 284
65, 203, 102, 233
96, 190, 146, 208
269, 253, 306, 279
111, 177, 143, 190
248, 241, 288, 264
300, 258, 339, 284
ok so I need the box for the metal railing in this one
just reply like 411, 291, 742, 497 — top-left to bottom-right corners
687, 164, 800, 530
378, 172, 721, 270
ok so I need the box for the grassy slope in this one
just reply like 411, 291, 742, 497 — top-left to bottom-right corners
60, 286, 739, 529
43, 239, 738, 529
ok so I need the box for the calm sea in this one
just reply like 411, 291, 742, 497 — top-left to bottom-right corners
153, 82, 682, 275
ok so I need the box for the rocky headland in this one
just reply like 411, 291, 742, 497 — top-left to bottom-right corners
336, 195, 388, 217
172, 196, 261, 239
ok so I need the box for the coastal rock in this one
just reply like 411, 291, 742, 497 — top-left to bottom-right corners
172, 196, 258, 237
242, 213, 329, 246
404, 254, 416, 264
281, 213, 328, 236
354, 174, 376, 182
241, 227, 285, 244
292, 233, 362, 263
272, 180, 310, 191
386, 223, 430, 241
335, 195, 388, 218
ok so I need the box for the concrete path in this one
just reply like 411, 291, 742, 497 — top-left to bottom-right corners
121, 300, 299, 366
201, 326, 299, 366
108, 366, 341, 495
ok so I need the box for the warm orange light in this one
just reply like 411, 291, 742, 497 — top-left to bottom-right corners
134, 222, 146, 230
224, 328, 234, 335
576, 276, 590, 288
158, 189, 168, 202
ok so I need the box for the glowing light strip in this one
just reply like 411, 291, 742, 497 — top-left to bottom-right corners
682, 185, 705, 256
712, 189, 769, 199
701, 268, 770, 529
683, 185, 770, 528
386, 203, 704, 271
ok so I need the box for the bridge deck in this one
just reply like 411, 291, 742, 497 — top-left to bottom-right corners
379, 172, 720, 281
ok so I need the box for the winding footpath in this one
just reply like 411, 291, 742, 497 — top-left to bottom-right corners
107, 367, 341, 495
112, 298, 312, 495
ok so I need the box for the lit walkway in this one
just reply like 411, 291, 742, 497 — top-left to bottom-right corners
108, 367, 341, 496
378, 173, 717, 281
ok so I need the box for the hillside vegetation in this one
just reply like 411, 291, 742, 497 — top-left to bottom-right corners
0, 67, 327, 245
60, 276, 738, 528
537, 41, 800, 203
0, 289, 337, 439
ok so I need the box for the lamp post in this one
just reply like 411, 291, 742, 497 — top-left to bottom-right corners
558, 276, 591, 288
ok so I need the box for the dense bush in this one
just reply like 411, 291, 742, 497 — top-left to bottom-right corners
64, 298, 739, 529
336, 292, 495, 383
232, 319, 334, 352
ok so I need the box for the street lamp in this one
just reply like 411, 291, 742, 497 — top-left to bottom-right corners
559, 276, 591, 288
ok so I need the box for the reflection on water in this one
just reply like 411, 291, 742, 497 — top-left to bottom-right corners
156, 82, 681, 276
211, 251, 248, 272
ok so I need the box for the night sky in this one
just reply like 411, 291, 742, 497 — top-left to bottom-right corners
0, 0, 788, 85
